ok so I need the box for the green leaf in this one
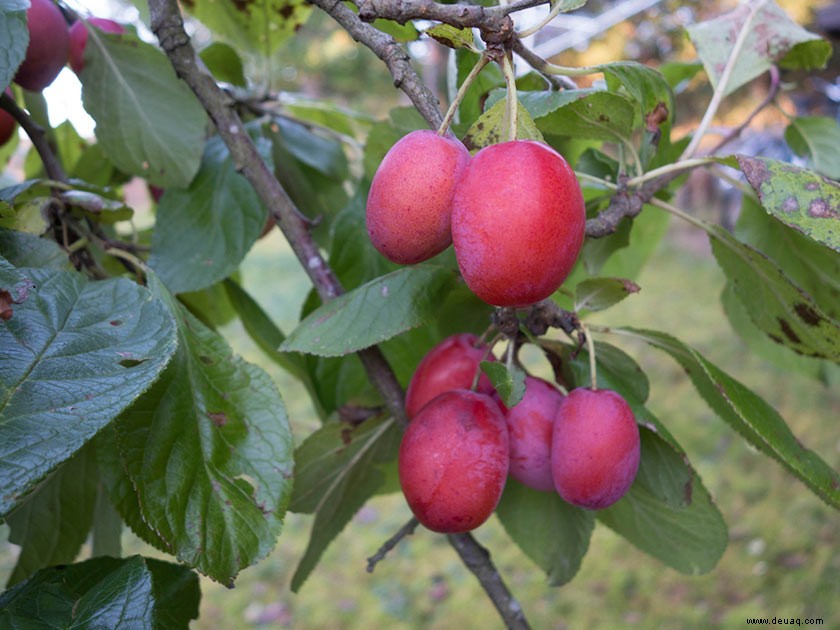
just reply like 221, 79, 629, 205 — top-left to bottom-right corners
5, 445, 98, 587
599, 61, 674, 125
733, 196, 840, 322
185, 0, 310, 59
454, 50, 504, 132
0, 555, 200, 629
223, 278, 308, 381
148, 134, 272, 294
706, 219, 840, 360
80, 28, 207, 188
289, 416, 401, 592
463, 98, 544, 150
0, 268, 177, 516
0, 2, 28, 91
784, 116, 840, 179
512, 90, 635, 143
281, 265, 457, 357
686, 0, 831, 97
425, 24, 477, 51
273, 116, 349, 179
721, 281, 827, 381
178, 279, 238, 330
658, 60, 703, 91
369, 18, 419, 43
199, 41, 247, 87
101, 275, 295, 585
495, 478, 594, 586
480, 360, 526, 408
596, 441, 728, 575
0, 228, 68, 269
737, 155, 840, 255
574, 277, 640, 312
614, 327, 840, 509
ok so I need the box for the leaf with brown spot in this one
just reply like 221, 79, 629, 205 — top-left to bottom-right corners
706, 219, 840, 360
737, 155, 840, 253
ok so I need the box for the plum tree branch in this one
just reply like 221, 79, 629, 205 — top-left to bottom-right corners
447, 533, 531, 630
310, 0, 444, 130
147, 3, 528, 627
0, 92, 66, 183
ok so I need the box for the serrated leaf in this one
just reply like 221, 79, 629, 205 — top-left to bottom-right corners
463, 98, 543, 150
149, 134, 272, 294
5, 444, 97, 587
721, 281, 827, 381
101, 274, 295, 585
289, 416, 401, 592
0, 555, 199, 629
531, 90, 636, 143
733, 196, 840, 322
273, 116, 349, 179
495, 478, 594, 586
185, 0, 310, 59
0, 268, 177, 516
596, 459, 727, 575
0, 3, 28, 91
574, 277, 640, 312
199, 41, 246, 87
425, 24, 477, 51
480, 360, 526, 407
737, 155, 840, 253
686, 0, 831, 97
614, 327, 840, 509
705, 218, 840, 360
784, 116, 840, 179
281, 265, 457, 357
80, 28, 206, 188
599, 61, 674, 127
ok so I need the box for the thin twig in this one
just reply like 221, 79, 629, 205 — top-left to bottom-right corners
447, 533, 531, 630
311, 0, 444, 130
705, 65, 781, 156
0, 92, 67, 182
511, 38, 579, 90
366, 517, 419, 573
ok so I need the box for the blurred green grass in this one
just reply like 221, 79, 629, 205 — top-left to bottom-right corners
2, 221, 838, 628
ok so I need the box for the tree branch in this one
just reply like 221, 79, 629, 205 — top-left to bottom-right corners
310, 0, 444, 130
148, 4, 532, 626
448, 533, 531, 630
0, 92, 67, 183
148, 0, 408, 429
366, 517, 419, 572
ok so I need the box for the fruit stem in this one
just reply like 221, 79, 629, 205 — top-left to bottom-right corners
581, 322, 597, 391
501, 51, 518, 143
438, 53, 491, 137
517, 2, 566, 39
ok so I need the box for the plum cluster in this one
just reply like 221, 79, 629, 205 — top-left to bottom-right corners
366, 131, 586, 307
2, 2, 124, 147
398, 335, 641, 533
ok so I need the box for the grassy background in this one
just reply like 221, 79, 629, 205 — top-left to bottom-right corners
1, 219, 838, 628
